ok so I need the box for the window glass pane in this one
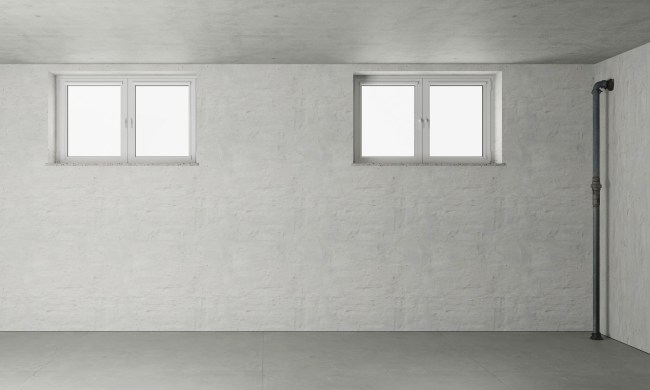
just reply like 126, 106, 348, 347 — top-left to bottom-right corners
136, 85, 190, 157
67, 85, 122, 156
429, 85, 483, 157
361, 85, 415, 157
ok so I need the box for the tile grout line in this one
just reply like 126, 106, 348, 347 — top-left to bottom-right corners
451, 340, 515, 390
261, 331, 266, 390
481, 369, 516, 390
15, 344, 64, 390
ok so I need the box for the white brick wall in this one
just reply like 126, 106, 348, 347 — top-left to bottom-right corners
0, 64, 594, 331
596, 43, 650, 353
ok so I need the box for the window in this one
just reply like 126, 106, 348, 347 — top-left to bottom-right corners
56, 75, 195, 163
354, 74, 494, 164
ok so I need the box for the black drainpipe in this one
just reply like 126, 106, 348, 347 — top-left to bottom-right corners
591, 79, 614, 340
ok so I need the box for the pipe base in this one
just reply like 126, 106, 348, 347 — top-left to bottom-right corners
591, 332, 603, 340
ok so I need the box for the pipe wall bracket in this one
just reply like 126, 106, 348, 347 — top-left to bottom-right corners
591, 177, 602, 207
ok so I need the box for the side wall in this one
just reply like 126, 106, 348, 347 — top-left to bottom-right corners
0, 64, 593, 331
596, 44, 650, 353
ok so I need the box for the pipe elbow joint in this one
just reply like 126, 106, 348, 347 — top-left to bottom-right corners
593, 79, 614, 94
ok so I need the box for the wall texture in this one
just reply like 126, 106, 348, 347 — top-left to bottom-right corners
0, 64, 594, 331
596, 44, 650, 353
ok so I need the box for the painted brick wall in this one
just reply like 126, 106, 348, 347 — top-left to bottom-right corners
596, 43, 650, 353
0, 64, 593, 330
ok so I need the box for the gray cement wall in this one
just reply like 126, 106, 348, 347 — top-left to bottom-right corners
0, 64, 593, 331
596, 44, 650, 353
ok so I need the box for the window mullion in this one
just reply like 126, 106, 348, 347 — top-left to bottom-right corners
421, 78, 430, 163
126, 79, 136, 162
415, 80, 423, 163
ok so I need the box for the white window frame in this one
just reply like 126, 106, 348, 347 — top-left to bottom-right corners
56, 75, 196, 164
354, 74, 494, 164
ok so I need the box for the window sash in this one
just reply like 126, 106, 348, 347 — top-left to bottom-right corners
127, 79, 195, 164
56, 75, 196, 164
354, 75, 493, 164
354, 79, 422, 164
423, 78, 491, 164
57, 79, 128, 163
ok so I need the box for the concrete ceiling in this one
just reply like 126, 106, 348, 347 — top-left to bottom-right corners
2, 0, 650, 64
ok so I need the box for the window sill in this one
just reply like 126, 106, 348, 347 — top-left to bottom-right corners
46, 162, 199, 166
353, 162, 506, 167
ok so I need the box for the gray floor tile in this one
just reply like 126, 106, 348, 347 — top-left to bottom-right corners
0, 371, 37, 390
446, 332, 650, 375
40, 332, 263, 373
1, 332, 649, 390
263, 370, 511, 390
20, 369, 262, 390
263, 332, 486, 373
0, 332, 73, 371
491, 371, 650, 390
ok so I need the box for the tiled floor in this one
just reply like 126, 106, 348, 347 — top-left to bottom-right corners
1, 332, 649, 389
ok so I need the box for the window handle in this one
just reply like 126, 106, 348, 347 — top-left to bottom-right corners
124, 118, 128, 128
130, 118, 134, 128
